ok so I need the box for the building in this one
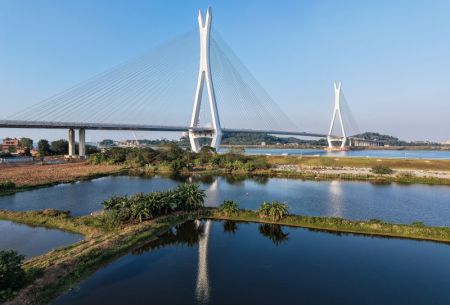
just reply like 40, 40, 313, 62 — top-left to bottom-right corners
441, 139, 450, 145
2, 138, 19, 152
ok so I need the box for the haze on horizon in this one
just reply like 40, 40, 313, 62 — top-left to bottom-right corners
0, 0, 449, 143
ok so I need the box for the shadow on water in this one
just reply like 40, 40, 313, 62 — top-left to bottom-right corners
222, 220, 238, 235
132, 220, 205, 255
258, 223, 290, 245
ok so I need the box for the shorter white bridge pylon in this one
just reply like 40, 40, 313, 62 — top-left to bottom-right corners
327, 81, 347, 148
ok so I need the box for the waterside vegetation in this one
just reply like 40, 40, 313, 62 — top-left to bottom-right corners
2, 191, 450, 304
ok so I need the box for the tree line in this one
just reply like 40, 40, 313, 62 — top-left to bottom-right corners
0, 137, 98, 157
88, 144, 271, 172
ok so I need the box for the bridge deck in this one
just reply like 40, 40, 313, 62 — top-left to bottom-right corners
0, 120, 330, 138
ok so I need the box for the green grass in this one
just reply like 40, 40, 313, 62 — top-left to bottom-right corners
208, 209, 450, 243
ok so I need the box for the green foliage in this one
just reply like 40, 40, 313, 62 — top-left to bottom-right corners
221, 132, 319, 146
259, 201, 289, 221
170, 159, 185, 173
102, 184, 205, 224
219, 200, 239, 216
37, 139, 51, 157
0, 180, 16, 191
88, 144, 271, 172
371, 165, 394, 175
0, 250, 26, 302
50, 139, 69, 155
176, 183, 206, 211
412, 221, 425, 227
18, 137, 33, 148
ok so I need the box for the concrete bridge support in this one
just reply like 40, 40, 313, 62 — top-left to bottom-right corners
79, 128, 86, 158
68, 128, 75, 157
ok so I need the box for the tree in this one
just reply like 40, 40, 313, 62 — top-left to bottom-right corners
259, 201, 289, 221
50, 139, 68, 155
176, 183, 205, 211
219, 200, 239, 216
0, 250, 26, 300
18, 138, 33, 150
37, 139, 51, 157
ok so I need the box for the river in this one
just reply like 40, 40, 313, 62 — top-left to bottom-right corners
51, 220, 450, 305
219, 148, 450, 159
1, 175, 450, 226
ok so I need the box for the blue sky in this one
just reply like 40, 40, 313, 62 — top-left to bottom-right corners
1, 0, 449, 142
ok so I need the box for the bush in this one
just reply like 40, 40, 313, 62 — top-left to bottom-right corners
101, 184, 205, 224
0, 250, 26, 302
219, 200, 239, 216
0, 181, 16, 192
412, 221, 425, 227
371, 165, 393, 175
259, 201, 289, 221
40, 209, 70, 217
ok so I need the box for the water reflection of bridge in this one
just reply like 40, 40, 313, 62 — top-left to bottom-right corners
195, 219, 211, 303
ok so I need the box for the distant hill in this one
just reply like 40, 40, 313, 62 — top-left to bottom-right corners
353, 132, 440, 146
220, 132, 326, 146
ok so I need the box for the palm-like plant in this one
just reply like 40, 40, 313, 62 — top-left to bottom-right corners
220, 200, 239, 216
176, 183, 205, 211
259, 201, 289, 221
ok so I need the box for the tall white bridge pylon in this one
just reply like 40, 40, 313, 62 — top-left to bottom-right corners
189, 8, 222, 153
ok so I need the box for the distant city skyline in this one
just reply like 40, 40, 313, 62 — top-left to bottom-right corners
1, 0, 450, 142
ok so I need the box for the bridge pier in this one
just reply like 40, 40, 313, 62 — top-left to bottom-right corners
189, 130, 222, 153
79, 128, 86, 158
68, 128, 75, 157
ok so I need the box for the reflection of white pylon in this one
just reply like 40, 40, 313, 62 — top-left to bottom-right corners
205, 178, 219, 207
196, 220, 211, 303
189, 7, 222, 153
327, 81, 347, 148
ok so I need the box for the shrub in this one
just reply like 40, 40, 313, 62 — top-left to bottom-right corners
219, 200, 239, 216
259, 201, 289, 221
412, 221, 425, 227
40, 209, 70, 218
0, 250, 26, 302
0, 181, 15, 192
101, 184, 205, 224
371, 165, 393, 175
170, 159, 185, 172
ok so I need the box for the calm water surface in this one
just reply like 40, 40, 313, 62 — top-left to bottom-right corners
1, 175, 450, 225
220, 148, 450, 159
52, 220, 450, 305
0, 220, 83, 258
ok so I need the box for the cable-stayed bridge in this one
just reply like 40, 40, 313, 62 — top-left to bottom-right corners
0, 8, 366, 157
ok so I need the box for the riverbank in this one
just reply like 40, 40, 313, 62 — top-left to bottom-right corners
2, 154, 450, 198
0, 162, 125, 195
209, 210, 450, 243
1, 210, 200, 305
2, 207, 450, 305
